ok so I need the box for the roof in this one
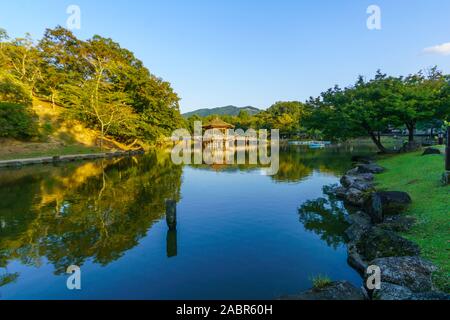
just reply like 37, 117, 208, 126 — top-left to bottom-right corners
202, 117, 235, 129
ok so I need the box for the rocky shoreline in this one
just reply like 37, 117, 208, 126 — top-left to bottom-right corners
285, 155, 449, 300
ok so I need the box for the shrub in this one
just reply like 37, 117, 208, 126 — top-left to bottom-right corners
310, 274, 332, 289
0, 73, 32, 106
0, 102, 39, 139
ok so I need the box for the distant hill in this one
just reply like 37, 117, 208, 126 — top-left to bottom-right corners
183, 105, 261, 118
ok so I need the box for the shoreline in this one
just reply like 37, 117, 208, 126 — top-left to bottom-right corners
284, 147, 449, 300
0, 150, 145, 168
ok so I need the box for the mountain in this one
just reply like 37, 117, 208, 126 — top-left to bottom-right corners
182, 105, 261, 118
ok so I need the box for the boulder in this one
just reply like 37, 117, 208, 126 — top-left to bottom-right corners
373, 282, 413, 300
364, 193, 383, 223
422, 147, 441, 156
345, 212, 373, 242
357, 163, 385, 174
378, 215, 416, 232
281, 281, 365, 300
344, 188, 367, 207
408, 292, 450, 300
341, 173, 374, 190
356, 227, 420, 261
364, 191, 412, 223
373, 283, 450, 300
370, 256, 437, 292
347, 243, 369, 274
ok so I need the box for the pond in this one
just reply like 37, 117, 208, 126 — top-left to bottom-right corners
0, 143, 378, 299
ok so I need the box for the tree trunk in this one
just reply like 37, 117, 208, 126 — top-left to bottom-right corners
51, 93, 55, 110
369, 131, 387, 154
100, 124, 104, 151
406, 123, 415, 142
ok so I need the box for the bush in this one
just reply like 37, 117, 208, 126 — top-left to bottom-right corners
0, 102, 39, 139
0, 73, 32, 106
310, 274, 332, 289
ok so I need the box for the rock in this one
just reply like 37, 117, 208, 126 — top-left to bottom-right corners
345, 212, 373, 242
364, 192, 383, 223
378, 215, 416, 232
340, 175, 374, 192
356, 227, 420, 261
422, 147, 441, 156
345, 167, 360, 176
348, 211, 373, 228
408, 292, 450, 300
347, 243, 369, 274
344, 188, 367, 207
281, 281, 365, 300
364, 191, 412, 223
335, 187, 348, 199
373, 282, 413, 300
370, 256, 437, 292
357, 163, 385, 174
377, 191, 412, 214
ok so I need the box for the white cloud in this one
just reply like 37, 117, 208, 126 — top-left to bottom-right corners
423, 42, 450, 56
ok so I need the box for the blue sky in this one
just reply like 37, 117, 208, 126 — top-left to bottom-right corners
1, 0, 450, 112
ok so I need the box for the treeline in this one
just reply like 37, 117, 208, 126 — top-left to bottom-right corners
187, 69, 450, 153
186, 101, 309, 139
0, 27, 185, 146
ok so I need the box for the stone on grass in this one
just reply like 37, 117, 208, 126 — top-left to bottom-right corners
357, 163, 385, 174
281, 281, 365, 300
356, 227, 420, 261
378, 215, 416, 232
422, 147, 441, 156
364, 191, 412, 223
370, 256, 437, 292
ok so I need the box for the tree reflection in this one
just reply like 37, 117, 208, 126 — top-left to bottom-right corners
298, 193, 349, 249
0, 150, 182, 281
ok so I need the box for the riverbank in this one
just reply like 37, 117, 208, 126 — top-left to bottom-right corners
376, 146, 449, 292
0, 149, 145, 168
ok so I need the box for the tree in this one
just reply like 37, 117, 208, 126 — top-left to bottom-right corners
305, 72, 402, 153
63, 55, 137, 150
395, 68, 447, 142
1, 34, 41, 96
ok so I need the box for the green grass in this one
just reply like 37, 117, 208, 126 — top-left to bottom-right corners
310, 274, 332, 289
376, 146, 450, 293
0, 144, 102, 161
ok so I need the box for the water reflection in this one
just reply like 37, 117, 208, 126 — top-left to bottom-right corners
190, 144, 374, 183
0, 143, 374, 297
298, 192, 350, 249
0, 151, 182, 284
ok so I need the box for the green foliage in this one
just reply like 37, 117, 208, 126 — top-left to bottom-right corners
0, 72, 32, 106
0, 102, 39, 139
0, 26, 185, 146
310, 274, 332, 289
304, 69, 450, 152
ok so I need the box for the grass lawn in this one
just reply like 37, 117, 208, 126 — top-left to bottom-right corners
0, 144, 102, 161
376, 146, 449, 293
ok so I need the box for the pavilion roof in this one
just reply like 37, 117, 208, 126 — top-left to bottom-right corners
203, 117, 235, 129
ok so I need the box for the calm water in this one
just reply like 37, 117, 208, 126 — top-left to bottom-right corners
0, 144, 377, 299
